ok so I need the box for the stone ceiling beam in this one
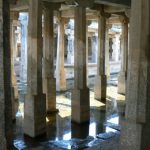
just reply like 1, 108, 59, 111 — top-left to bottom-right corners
95, 0, 131, 8
10, 0, 29, 11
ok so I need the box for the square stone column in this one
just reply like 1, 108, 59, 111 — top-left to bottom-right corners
71, 6, 90, 123
43, 3, 58, 113
112, 34, 120, 62
56, 16, 66, 91
119, 0, 150, 149
94, 12, 107, 102
10, 12, 19, 121
105, 25, 111, 79
19, 13, 28, 84
0, 0, 13, 148
118, 17, 128, 95
24, 0, 46, 138
0, 1, 7, 149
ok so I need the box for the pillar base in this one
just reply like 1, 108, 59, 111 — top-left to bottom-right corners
119, 119, 150, 150
47, 109, 59, 114
94, 75, 107, 102
118, 72, 126, 95
24, 93, 46, 137
71, 88, 90, 123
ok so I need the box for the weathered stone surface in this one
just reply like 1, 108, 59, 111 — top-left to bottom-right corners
10, 12, 19, 120
118, 18, 128, 95
24, 94, 46, 137
94, 12, 107, 101
94, 75, 106, 101
3, 0, 13, 148
43, 6, 57, 113
24, 0, 46, 137
0, 1, 7, 149
117, 72, 126, 95
71, 6, 90, 123
19, 13, 28, 83
119, 0, 150, 149
72, 88, 90, 123
56, 17, 67, 92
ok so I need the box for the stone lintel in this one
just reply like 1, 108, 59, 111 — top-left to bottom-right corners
75, 0, 94, 8
95, 0, 131, 8
43, 1, 61, 10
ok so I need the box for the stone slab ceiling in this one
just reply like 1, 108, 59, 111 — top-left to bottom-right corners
11, 0, 131, 11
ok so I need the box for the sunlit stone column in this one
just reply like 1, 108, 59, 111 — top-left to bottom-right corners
10, 12, 19, 120
43, 3, 58, 113
19, 13, 28, 84
118, 17, 128, 94
94, 13, 107, 102
71, 6, 90, 123
56, 17, 66, 91
67, 29, 74, 64
24, 0, 46, 137
119, 0, 150, 149
112, 34, 120, 62
91, 35, 98, 63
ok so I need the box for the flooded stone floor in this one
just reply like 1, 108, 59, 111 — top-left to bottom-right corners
13, 75, 125, 150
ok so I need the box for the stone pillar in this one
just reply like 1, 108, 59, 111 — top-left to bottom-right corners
71, 6, 90, 123
0, 0, 13, 148
43, 4, 57, 113
19, 13, 28, 84
112, 34, 120, 62
67, 29, 74, 64
91, 35, 98, 63
10, 12, 19, 120
94, 13, 107, 102
0, 1, 6, 149
105, 25, 111, 79
24, 0, 46, 137
119, 0, 150, 150
86, 26, 89, 86
56, 17, 66, 91
118, 18, 128, 94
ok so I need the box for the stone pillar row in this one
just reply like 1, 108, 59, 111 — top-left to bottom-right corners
10, 0, 113, 138
24, 2, 111, 137
0, 0, 117, 148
